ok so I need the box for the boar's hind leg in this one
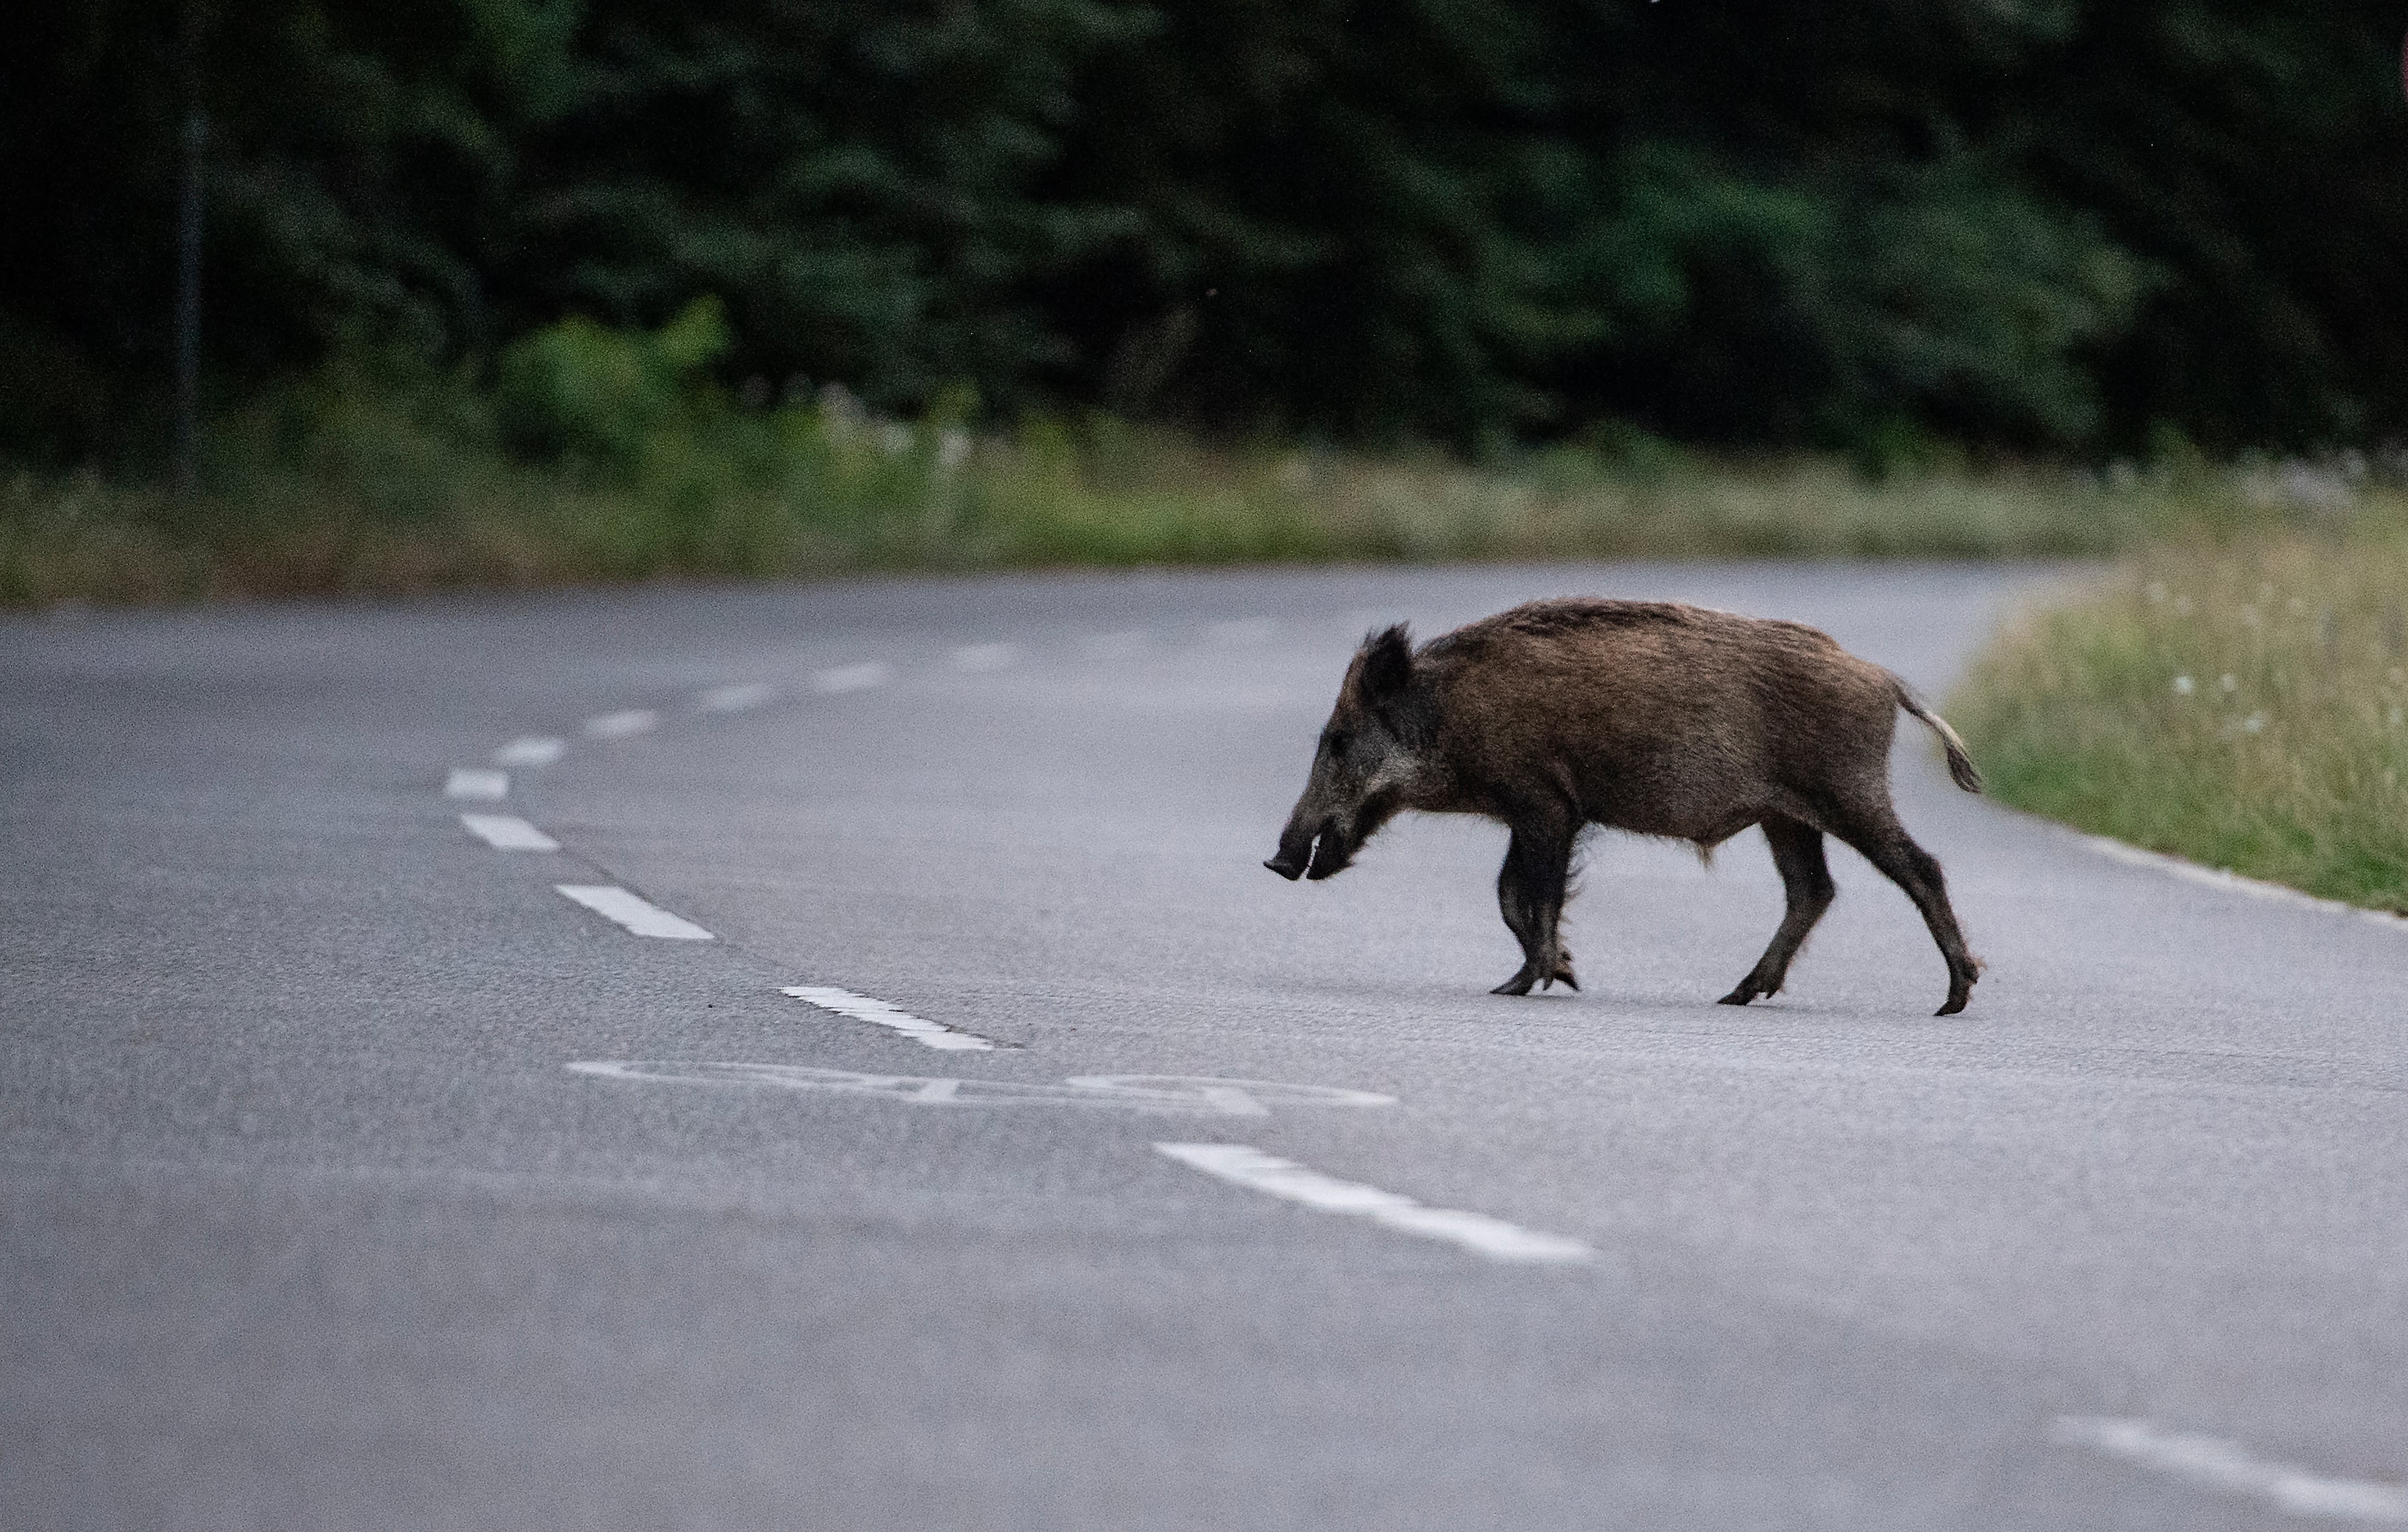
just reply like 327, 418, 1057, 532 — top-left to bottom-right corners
1718, 816, 1834, 1007
1827, 804, 1980, 1016
1492, 817, 1578, 996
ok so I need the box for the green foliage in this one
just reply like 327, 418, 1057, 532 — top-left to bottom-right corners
494, 297, 731, 471
1531, 144, 2151, 455
4, 0, 2405, 460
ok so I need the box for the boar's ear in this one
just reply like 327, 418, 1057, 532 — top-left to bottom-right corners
1353, 624, 1414, 704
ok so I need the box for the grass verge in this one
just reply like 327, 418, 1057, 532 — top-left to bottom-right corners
0, 411, 2351, 608
10, 303, 2391, 607
1951, 529, 2408, 914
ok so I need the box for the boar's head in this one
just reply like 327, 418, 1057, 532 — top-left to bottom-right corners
1266, 624, 1426, 881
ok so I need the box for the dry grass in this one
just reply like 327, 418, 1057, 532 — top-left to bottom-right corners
1952, 524, 2408, 912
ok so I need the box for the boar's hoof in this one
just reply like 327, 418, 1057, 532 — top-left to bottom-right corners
1546, 948, 1578, 991
1934, 966, 1978, 1016
1491, 966, 1539, 996
1495, 958, 1577, 995
1716, 979, 1767, 1007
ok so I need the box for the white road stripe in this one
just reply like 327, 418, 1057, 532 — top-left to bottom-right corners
2053, 1417, 2408, 1521
697, 681, 776, 712
1154, 1144, 1595, 1265
781, 985, 996, 1050
494, 736, 565, 767
584, 708, 658, 740
573, 1064, 1390, 1112
554, 884, 715, 940
812, 662, 891, 694
460, 813, 560, 852
2082, 835, 2408, 931
445, 767, 510, 800
951, 642, 1019, 672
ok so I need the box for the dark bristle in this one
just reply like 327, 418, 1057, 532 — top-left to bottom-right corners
1496, 599, 1696, 638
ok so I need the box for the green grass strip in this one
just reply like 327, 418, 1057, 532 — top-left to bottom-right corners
1952, 534, 2408, 914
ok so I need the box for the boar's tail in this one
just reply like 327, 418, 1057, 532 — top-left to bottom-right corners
1890, 674, 1984, 793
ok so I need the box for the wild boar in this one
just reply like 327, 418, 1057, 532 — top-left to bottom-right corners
1264, 599, 1985, 1014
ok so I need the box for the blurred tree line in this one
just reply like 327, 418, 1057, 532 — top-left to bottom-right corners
5, 0, 2404, 468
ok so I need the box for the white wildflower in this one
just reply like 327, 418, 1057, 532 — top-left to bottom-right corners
2242, 712, 2267, 734
2276, 462, 2354, 514
2172, 675, 2194, 695
2220, 674, 2238, 692
817, 380, 864, 431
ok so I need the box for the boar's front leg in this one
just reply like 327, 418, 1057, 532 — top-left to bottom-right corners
1492, 814, 1578, 995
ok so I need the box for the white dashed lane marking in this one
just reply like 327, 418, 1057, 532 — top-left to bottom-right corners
584, 708, 659, 740
460, 813, 560, 852
2053, 1417, 2408, 1521
570, 1064, 1394, 1114
1155, 1144, 1596, 1265
554, 884, 715, 940
782, 985, 997, 1050
445, 767, 510, 800
697, 681, 776, 712
495, 736, 565, 767
812, 662, 891, 694
951, 642, 1019, 672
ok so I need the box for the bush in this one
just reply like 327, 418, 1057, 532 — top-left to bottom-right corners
495, 299, 733, 475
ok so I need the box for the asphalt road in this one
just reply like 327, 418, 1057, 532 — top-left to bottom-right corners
5, 563, 2406, 1532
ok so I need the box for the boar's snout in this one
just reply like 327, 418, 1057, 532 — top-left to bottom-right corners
1264, 819, 1323, 880
1266, 817, 1357, 881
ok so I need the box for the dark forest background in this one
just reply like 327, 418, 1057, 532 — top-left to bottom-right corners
6, 0, 2406, 470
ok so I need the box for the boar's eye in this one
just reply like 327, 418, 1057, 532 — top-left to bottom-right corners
1324, 728, 1353, 755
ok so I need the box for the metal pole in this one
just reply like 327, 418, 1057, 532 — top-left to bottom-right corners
172, 2, 207, 502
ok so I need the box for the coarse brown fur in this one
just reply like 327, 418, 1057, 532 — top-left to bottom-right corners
1264, 598, 1986, 1014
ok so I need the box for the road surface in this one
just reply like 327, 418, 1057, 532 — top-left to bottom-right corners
5, 563, 2405, 1530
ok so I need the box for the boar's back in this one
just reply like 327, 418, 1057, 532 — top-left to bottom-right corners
1417, 599, 1897, 842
